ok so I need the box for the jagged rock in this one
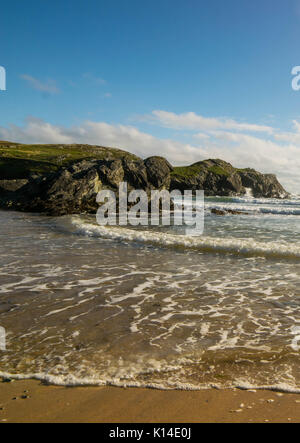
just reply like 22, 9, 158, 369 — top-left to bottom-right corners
170, 159, 289, 199
144, 156, 173, 189
6, 161, 103, 215
170, 159, 245, 196
238, 169, 289, 198
122, 158, 149, 190
97, 159, 125, 189
1, 157, 152, 215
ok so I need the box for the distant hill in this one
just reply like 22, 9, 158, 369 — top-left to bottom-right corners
0, 142, 289, 215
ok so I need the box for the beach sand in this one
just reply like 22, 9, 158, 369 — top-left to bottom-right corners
0, 379, 299, 423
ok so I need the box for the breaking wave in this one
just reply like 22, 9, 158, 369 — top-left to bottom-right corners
71, 218, 300, 260
205, 195, 300, 216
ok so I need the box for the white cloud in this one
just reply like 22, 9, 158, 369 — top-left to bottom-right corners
274, 120, 300, 144
82, 73, 106, 85
1, 116, 300, 193
193, 133, 211, 140
142, 110, 274, 134
20, 75, 60, 94
0, 117, 71, 144
0, 117, 206, 165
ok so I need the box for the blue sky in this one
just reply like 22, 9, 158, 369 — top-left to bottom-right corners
1, 0, 300, 191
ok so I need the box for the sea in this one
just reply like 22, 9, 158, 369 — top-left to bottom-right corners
0, 192, 300, 393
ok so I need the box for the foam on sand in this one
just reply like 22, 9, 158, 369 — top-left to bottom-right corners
0, 371, 300, 394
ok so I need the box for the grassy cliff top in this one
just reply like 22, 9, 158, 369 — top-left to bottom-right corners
171, 159, 236, 179
0, 142, 139, 179
0, 141, 264, 182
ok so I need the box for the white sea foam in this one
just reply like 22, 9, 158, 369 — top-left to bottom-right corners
71, 218, 300, 259
208, 196, 300, 206
0, 371, 299, 393
203, 195, 300, 216
206, 202, 300, 216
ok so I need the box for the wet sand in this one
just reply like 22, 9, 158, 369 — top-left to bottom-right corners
0, 379, 299, 423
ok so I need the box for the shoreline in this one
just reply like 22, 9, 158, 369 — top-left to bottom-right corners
0, 379, 299, 423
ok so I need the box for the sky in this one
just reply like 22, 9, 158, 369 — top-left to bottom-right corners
1, 0, 300, 192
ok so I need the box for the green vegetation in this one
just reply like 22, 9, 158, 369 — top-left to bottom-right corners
208, 166, 230, 177
0, 142, 139, 179
171, 164, 205, 178
171, 163, 231, 179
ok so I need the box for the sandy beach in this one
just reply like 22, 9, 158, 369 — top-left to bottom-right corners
0, 380, 299, 423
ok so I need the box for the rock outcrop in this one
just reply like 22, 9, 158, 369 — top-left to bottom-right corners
237, 169, 287, 199
0, 143, 290, 216
211, 208, 249, 216
144, 156, 173, 189
0, 156, 176, 215
170, 159, 289, 199
170, 159, 244, 196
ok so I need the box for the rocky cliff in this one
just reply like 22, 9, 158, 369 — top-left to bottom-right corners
170, 159, 288, 199
0, 142, 289, 216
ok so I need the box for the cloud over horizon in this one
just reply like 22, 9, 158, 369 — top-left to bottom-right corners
1, 114, 300, 194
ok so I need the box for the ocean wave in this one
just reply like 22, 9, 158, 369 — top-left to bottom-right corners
1, 371, 299, 393
70, 218, 300, 259
205, 203, 300, 216
206, 196, 300, 206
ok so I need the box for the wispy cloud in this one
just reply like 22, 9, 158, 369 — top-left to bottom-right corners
20, 75, 60, 94
82, 73, 106, 85
274, 120, 300, 144
141, 110, 274, 134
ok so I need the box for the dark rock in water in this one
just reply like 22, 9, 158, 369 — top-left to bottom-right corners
226, 209, 249, 215
211, 208, 249, 216
211, 209, 227, 216
0, 143, 290, 216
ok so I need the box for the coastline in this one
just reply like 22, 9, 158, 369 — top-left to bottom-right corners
0, 380, 299, 423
